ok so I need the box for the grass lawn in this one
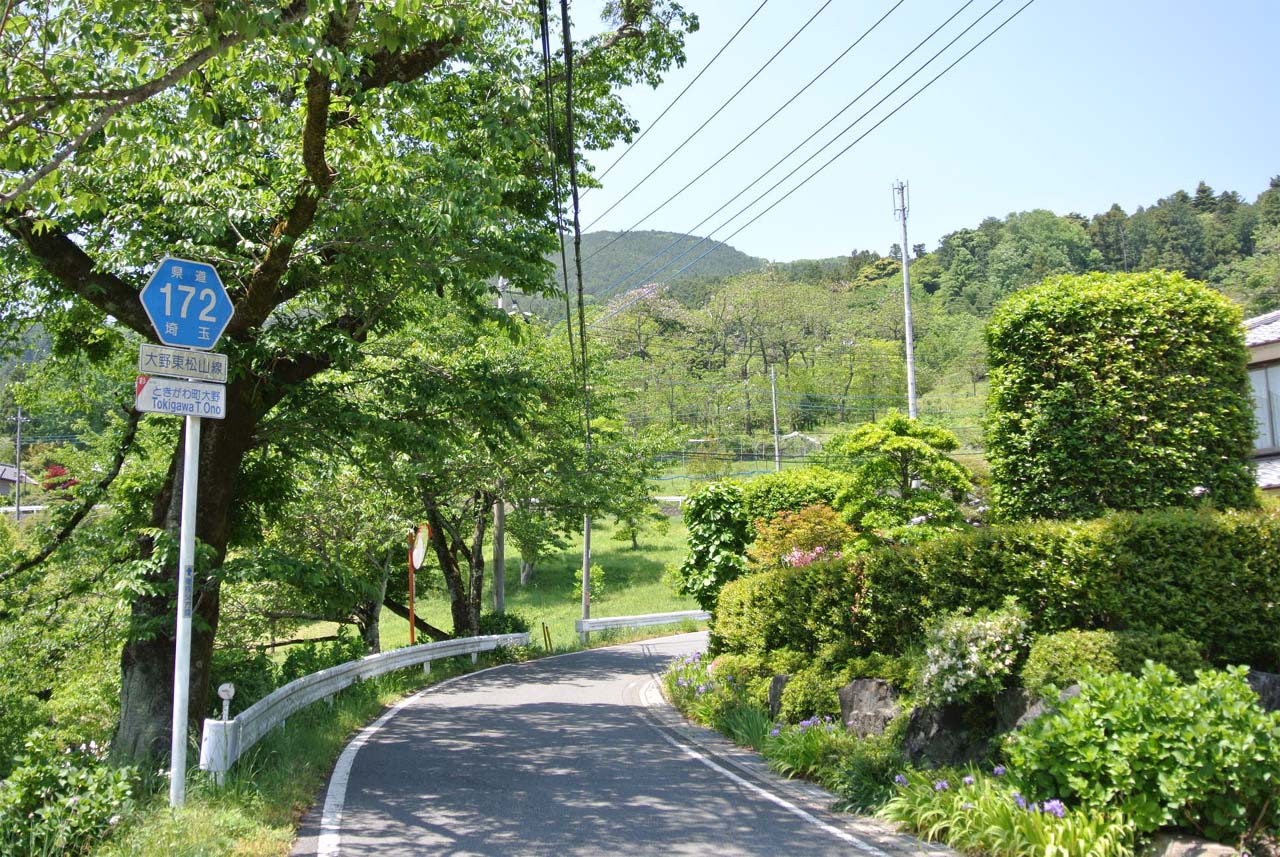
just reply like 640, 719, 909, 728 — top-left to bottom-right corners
380, 514, 699, 651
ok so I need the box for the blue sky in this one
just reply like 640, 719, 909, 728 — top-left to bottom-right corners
576, 0, 1280, 263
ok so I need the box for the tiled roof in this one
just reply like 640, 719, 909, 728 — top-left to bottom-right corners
0, 464, 35, 484
1257, 455, 1280, 491
1244, 309, 1280, 347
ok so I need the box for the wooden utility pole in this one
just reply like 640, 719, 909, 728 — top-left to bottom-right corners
770, 366, 781, 472
893, 181, 919, 419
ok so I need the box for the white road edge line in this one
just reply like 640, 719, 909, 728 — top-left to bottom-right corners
315, 662, 517, 857
638, 678, 893, 857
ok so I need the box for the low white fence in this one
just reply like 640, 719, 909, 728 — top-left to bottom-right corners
199, 632, 529, 781
575, 610, 709, 643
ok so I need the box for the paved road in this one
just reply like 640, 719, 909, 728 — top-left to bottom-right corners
293, 632, 948, 857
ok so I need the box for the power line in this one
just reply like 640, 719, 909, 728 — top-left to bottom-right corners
585, 0, 907, 262
583, 0, 837, 234
586, 0, 984, 309
595, 0, 1037, 323
586, 0, 770, 192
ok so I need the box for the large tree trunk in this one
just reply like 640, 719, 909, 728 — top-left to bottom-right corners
113, 394, 256, 762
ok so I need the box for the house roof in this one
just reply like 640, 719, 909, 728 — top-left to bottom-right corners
1244, 309, 1280, 348
0, 464, 35, 485
1257, 455, 1280, 491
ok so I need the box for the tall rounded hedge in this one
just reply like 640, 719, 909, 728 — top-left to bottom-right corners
985, 270, 1257, 520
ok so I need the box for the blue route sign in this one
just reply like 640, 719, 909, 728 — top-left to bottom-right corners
139, 256, 233, 350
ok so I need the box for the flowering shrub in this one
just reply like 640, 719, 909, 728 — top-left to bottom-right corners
880, 767, 1134, 857
747, 504, 853, 569
0, 739, 138, 856
915, 601, 1029, 706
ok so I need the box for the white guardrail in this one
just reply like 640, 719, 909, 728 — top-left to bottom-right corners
199, 632, 529, 781
575, 610, 709, 643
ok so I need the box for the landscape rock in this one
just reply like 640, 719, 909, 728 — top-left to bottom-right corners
837, 679, 901, 737
996, 684, 1080, 733
1139, 832, 1237, 857
902, 703, 992, 768
767, 674, 790, 720
1247, 670, 1280, 712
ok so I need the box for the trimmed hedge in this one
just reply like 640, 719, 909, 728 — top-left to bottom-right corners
858, 508, 1280, 670
1021, 629, 1205, 694
714, 508, 1280, 672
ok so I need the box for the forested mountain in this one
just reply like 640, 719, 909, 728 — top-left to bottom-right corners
589, 176, 1280, 465
512, 230, 765, 319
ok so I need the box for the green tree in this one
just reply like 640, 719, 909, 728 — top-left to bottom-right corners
818, 412, 971, 543
0, 0, 694, 760
985, 270, 1257, 520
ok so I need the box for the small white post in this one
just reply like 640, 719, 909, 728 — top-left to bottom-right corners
170, 414, 201, 808
215, 683, 235, 787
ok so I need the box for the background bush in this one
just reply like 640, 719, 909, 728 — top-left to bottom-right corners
1021, 629, 1205, 694
777, 664, 842, 723
739, 467, 851, 526
985, 270, 1257, 520
674, 482, 751, 611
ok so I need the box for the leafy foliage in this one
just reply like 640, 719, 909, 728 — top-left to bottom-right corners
673, 482, 750, 611
738, 467, 851, 526
1006, 664, 1280, 842
854, 508, 1280, 670
985, 270, 1257, 520
820, 412, 972, 543
0, 740, 138, 857
747, 504, 854, 569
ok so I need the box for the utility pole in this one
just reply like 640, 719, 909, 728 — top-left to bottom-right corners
493, 276, 507, 613
769, 366, 781, 472
13, 406, 28, 523
893, 181, 919, 419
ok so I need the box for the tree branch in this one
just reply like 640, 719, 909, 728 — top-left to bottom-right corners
0, 211, 150, 334
381, 596, 451, 642
2, 407, 142, 584
0, 0, 311, 207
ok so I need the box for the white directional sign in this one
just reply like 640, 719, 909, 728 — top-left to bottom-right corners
135, 375, 227, 420
139, 257, 233, 350
138, 343, 228, 383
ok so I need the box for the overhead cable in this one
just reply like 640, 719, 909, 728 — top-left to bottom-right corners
588, 0, 982, 305
586, 0, 770, 193
582, 0, 837, 233
584, 0, 908, 263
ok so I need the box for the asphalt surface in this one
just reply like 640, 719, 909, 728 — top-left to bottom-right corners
293, 632, 950, 857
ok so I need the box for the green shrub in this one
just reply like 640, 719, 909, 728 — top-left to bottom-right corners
748, 504, 854, 568
840, 652, 913, 689
1022, 629, 1205, 694
208, 648, 278, 717
985, 270, 1257, 520
739, 467, 850, 526
777, 665, 841, 723
674, 482, 750, 611
0, 739, 138, 856
710, 554, 864, 658
706, 652, 771, 708
765, 715, 856, 781
572, 563, 605, 602
278, 631, 367, 684
0, 686, 46, 780
828, 730, 907, 813
1112, 630, 1203, 681
1006, 664, 1280, 842
915, 601, 1029, 706
1021, 631, 1120, 695
477, 610, 531, 635
855, 508, 1280, 670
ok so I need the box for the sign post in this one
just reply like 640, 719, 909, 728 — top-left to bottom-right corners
408, 526, 429, 646
139, 256, 233, 809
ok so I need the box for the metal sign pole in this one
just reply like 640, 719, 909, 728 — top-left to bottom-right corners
169, 414, 201, 808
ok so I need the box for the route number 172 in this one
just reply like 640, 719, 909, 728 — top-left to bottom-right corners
160, 281, 218, 322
